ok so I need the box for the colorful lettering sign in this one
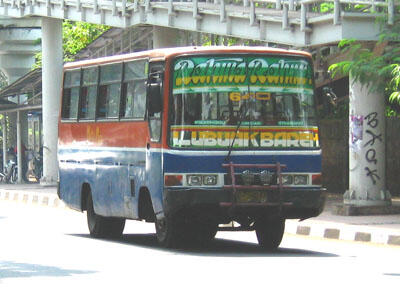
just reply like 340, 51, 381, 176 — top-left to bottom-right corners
173, 56, 314, 95
170, 126, 319, 148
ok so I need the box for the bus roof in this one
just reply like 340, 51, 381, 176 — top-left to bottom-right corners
64, 46, 312, 70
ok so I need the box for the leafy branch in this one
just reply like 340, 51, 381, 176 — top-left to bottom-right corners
328, 16, 400, 111
33, 21, 109, 69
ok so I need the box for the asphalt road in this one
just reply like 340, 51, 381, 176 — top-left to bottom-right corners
1, 200, 400, 288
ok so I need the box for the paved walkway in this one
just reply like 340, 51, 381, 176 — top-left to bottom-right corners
1, 183, 400, 246
286, 193, 400, 246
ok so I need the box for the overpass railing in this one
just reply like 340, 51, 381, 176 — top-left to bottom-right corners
0, 0, 397, 35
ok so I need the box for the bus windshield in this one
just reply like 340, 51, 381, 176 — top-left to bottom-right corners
169, 55, 319, 150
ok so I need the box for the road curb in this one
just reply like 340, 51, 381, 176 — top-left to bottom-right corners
0, 189, 66, 209
285, 219, 400, 246
2, 189, 400, 247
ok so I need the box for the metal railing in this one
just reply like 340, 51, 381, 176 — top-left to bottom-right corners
0, 0, 397, 44
0, 0, 396, 21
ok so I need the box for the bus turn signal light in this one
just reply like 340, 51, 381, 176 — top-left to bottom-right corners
164, 175, 183, 186
312, 174, 322, 185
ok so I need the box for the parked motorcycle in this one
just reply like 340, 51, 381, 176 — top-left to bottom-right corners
0, 159, 18, 184
33, 154, 42, 182
26, 151, 42, 182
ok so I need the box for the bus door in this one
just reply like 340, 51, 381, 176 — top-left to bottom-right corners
145, 62, 165, 216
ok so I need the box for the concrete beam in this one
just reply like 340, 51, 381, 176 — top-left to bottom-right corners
0, 1, 390, 47
0, 27, 41, 84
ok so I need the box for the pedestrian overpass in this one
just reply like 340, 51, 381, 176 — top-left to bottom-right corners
0, 0, 396, 46
0, 0, 398, 210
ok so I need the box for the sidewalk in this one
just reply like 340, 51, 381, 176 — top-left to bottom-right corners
0, 183, 64, 208
285, 193, 400, 246
1, 183, 400, 246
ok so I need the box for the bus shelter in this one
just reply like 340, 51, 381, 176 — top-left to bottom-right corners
0, 69, 42, 183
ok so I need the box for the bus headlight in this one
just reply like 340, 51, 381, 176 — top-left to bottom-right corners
187, 175, 202, 186
281, 175, 293, 185
187, 174, 218, 186
294, 175, 308, 185
203, 175, 217, 186
280, 174, 311, 186
260, 170, 273, 185
242, 170, 255, 186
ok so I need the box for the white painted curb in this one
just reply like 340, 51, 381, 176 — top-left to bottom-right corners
286, 219, 400, 246
0, 189, 66, 209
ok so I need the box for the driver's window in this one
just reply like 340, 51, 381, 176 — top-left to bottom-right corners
148, 62, 164, 142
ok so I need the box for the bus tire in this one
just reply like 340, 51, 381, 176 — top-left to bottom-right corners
155, 214, 185, 248
86, 193, 125, 239
255, 216, 285, 251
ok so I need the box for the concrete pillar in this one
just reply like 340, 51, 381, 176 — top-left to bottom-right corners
344, 76, 391, 206
41, 18, 63, 185
152, 26, 180, 48
20, 111, 28, 182
2, 114, 7, 170
8, 112, 17, 151
20, 111, 28, 147
17, 110, 23, 183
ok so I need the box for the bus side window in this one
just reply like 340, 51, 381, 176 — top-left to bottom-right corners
133, 80, 146, 118
79, 67, 98, 120
97, 63, 122, 119
106, 83, 121, 118
97, 86, 107, 118
62, 69, 80, 120
121, 60, 147, 120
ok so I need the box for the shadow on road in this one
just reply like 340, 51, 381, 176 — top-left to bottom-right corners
384, 273, 400, 277
0, 260, 96, 279
68, 233, 338, 258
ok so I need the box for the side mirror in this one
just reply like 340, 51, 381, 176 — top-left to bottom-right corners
147, 72, 163, 116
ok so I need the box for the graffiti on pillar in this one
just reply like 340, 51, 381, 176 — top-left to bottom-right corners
364, 167, 380, 185
365, 112, 378, 128
364, 112, 382, 185
364, 130, 382, 147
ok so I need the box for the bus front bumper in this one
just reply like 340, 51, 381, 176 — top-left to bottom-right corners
163, 187, 326, 220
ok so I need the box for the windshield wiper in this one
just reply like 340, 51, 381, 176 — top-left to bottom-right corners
224, 100, 249, 162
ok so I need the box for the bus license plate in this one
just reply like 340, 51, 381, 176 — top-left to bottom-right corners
236, 191, 267, 203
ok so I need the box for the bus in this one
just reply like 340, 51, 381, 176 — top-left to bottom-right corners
58, 46, 325, 249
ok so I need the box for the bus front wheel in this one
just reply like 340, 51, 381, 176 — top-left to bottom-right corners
255, 216, 285, 251
155, 214, 185, 248
86, 193, 125, 239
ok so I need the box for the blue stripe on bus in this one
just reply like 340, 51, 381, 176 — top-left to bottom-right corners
58, 148, 321, 173
163, 153, 321, 173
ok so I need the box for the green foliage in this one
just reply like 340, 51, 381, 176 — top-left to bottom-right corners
33, 21, 109, 68
389, 64, 400, 105
63, 21, 109, 62
328, 16, 400, 115
320, 3, 334, 13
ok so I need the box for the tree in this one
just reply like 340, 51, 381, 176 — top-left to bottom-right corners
328, 16, 400, 115
33, 21, 109, 68
62, 21, 109, 62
